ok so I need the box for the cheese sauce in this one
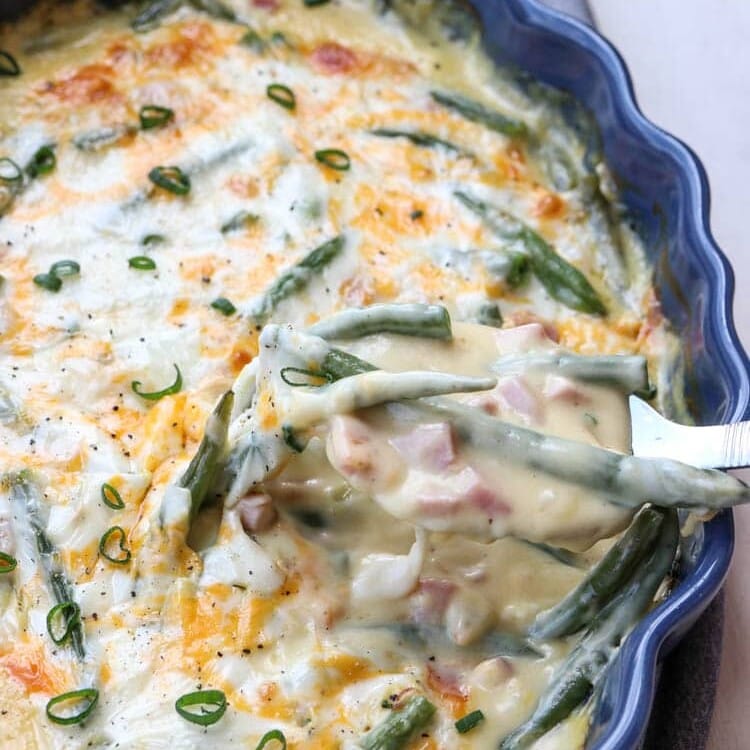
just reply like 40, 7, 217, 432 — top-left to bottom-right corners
0, 1, 680, 748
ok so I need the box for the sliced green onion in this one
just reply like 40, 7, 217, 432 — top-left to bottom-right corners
255, 729, 287, 749
33, 273, 62, 292
132, 363, 182, 400
101, 483, 125, 510
50, 260, 80, 278
175, 689, 227, 726
99, 526, 131, 565
210, 297, 237, 316
240, 28, 267, 53
142, 233, 166, 246
148, 165, 191, 195
282, 425, 306, 453
303, 0, 329, 6
0, 157, 23, 185
455, 709, 484, 734
46, 688, 99, 725
26, 146, 56, 178
74, 126, 130, 152
46, 601, 81, 646
0, 51, 21, 77
266, 84, 295, 111
139, 104, 174, 130
279, 367, 332, 387
221, 210, 259, 234
0, 551, 17, 573
128, 256, 157, 270
314, 149, 350, 171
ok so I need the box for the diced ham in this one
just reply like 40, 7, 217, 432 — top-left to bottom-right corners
309, 42, 357, 75
501, 315, 559, 344
543, 374, 589, 405
497, 376, 541, 423
417, 467, 510, 518
389, 423, 456, 471
238, 493, 278, 534
410, 577, 457, 626
326, 415, 404, 490
426, 663, 468, 711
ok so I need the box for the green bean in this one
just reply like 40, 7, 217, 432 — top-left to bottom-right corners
179, 391, 234, 520
475, 302, 503, 328
132, 0, 182, 31
492, 352, 649, 393
431, 91, 527, 138
421, 399, 750, 510
254, 236, 345, 322
504, 252, 531, 289
288, 370, 496, 429
499, 509, 678, 749
370, 128, 468, 155
529, 506, 664, 639
520, 540, 580, 569
189, 0, 238, 22
360, 695, 436, 750
9, 474, 85, 659
455, 191, 606, 315
309, 303, 452, 341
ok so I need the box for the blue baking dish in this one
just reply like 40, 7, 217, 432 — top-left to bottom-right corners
465, 0, 750, 747
1, 0, 746, 746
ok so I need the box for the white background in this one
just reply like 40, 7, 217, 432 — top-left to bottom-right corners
588, 2, 750, 747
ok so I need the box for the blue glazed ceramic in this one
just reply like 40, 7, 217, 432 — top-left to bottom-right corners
466, 0, 750, 747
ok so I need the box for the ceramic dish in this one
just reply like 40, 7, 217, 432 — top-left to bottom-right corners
471, 1, 748, 747
1, 1, 747, 747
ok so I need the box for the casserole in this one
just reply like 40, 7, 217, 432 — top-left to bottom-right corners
0, 1, 748, 748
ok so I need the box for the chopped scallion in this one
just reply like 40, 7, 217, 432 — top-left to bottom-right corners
139, 104, 174, 130
99, 526, 131, 565
50, 260, 80, 278
175, 689, 227, 726
46, 601, 81, 646
26, 146, 56, 178
0, 51, 21, 77
142, 233, 165, 246
0, 157, 23, 185
266, 84, 295, 111
148, 165, 191, 195
255, 729, 287, 749
314, 148, 350, 171
33, 273, 62, 292
0, 551, 17, 573
221, 210, 258, 234
131, 363, 183, 400
280, 367, 332, 387
210, 297, 237, 316
46, 688, 99, 725
128, 256, 157, 270
455, 709, 485, 734
303, 0, 329, 6
101, 483, 125, 510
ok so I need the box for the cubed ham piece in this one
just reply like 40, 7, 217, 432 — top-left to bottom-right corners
389, 422, 456, 471
543, 374, 589, 405
238, 493, 278, 534
410, 577, 457, 626
326, 415, 403, 490
494, 322, 555, 354
309, 43, 357, 75
417, 467, 510, 518
497, 376, 541, 423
